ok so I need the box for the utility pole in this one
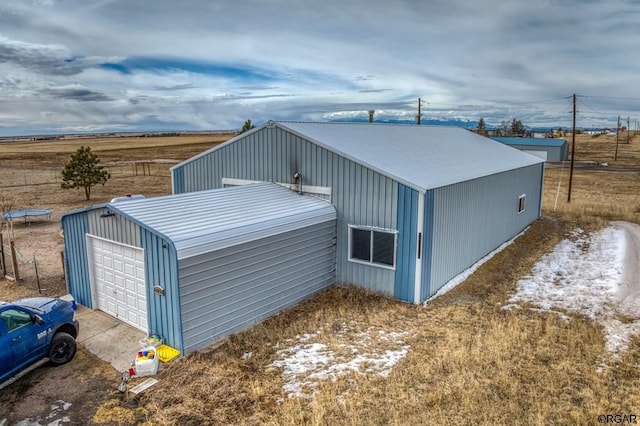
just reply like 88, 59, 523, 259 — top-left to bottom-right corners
627, 116, 630, 144
417, 98, 422, 125
615, 115, 620, 161
567, 93, 576, 203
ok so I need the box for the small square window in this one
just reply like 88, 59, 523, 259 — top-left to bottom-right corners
349, 226, 397, 269
350, 228, 371, 262
518, 194, 526, 214
372, 231, 395, 266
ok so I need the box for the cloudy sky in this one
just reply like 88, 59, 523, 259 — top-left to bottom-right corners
1, 0, 639, 136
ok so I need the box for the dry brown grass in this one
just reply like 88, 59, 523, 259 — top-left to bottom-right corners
543, 133, 640, 224
543, 168, 640, 223
92, 215, 640, 425
2, 132, 639, 424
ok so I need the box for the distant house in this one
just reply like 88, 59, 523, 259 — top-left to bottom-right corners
530, 131, 551, 139
62, 122, 544, 356
491, 137, 569, 162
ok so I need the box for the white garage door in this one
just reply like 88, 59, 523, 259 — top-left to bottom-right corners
87, 235, 148, 332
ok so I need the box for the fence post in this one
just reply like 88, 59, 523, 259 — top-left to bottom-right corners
33, 254, 42, 294
0, 233, 5, 277
10, 240, 20, 281
0, 232, 7, 277
60, 251, 66, 284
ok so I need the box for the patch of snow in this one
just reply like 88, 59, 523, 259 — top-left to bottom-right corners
271, 327, 413, 399
505, 225, 640, 356
13, 400, 72, 426
424, 228, 528, 305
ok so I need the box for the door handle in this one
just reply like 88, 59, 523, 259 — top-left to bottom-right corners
11, 336, 22, 342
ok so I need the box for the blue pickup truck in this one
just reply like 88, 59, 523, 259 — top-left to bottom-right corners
0, 296, 79, 389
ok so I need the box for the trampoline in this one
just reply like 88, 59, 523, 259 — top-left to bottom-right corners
2, 209, 52, 225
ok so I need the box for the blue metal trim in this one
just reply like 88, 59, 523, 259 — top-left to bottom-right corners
394, 183, 417, 302
61, 212, 91, 308
141, 228, 184, 354
421, 189, 435, 301
172, 167, 185, 194
60, 203, 108, 220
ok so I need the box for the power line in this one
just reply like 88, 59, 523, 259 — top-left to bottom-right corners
577, 98, 612, 118
507, 96, 572, 106
581, 95, 640, 102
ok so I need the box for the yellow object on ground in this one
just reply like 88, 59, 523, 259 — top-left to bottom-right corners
157, 344, 180, 363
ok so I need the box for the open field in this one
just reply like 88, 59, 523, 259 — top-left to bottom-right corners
1, 132, 639, 425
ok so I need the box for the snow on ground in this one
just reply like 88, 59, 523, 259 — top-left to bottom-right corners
8, 401, 73, 426
271, 325, 413, 399
269, 222, 640, 398
503, 223, 640, 356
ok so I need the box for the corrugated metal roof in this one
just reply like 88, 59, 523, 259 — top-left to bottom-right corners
492, 137, 568, 147
277, 122, 543, 192
108, 182, 336, 260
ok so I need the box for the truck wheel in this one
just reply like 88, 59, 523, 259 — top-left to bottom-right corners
48, 332, 77, 366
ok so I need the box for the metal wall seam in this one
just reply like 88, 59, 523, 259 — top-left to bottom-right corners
413, 191, 425, 304
421, 189, 435, 302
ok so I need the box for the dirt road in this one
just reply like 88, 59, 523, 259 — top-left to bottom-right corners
615, 221, 640, 317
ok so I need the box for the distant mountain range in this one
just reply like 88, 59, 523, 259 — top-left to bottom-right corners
330, 117, 478, 128
1, 118, 606, 140
329, 117, 588, 133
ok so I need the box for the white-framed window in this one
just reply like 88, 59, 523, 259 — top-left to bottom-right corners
348, 225, 397, 269
518, 194, 526, 214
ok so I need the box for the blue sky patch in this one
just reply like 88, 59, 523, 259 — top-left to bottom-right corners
100, 57, 280, 83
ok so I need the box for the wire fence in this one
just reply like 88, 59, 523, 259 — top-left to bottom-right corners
1, 234, 46, 294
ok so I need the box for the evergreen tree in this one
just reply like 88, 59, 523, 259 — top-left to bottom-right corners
61, 146, 111, 200
477, 117, 487, 136
239, 119, 256, 134
511, 119, 525, 136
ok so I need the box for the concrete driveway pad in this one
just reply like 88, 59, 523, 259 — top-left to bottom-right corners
75, 305, 146, 372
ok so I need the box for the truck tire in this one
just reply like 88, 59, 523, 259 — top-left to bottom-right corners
48, 332, 77, 366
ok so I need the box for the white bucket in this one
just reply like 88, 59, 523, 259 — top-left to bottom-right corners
134, 347, 159, 377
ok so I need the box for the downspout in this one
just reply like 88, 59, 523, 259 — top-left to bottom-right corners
414, 191, 425, 304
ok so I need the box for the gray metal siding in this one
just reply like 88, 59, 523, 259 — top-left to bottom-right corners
173, 126, 398, 296
173, 166, 184, 194
516, 145, 563, 162
141, 228, 184, 353
178, 219, 336, 354
62, 213, 92, 308
428, 164, 542, 297
87, 208, 141, 247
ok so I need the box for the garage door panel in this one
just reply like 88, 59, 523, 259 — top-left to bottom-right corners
113, 258, 124, 273
114, 274, 125, 289
124, 263, 135, 277
125, 278, 136, 292
88, 235, 147, 332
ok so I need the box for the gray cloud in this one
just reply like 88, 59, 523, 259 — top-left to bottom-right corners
0, 0, 639, 135
152, 84, 196, 91
0, 36, 88, 76
43, 87, 113, 102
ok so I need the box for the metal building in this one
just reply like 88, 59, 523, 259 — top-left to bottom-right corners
171, 121, 544, 304
61, 183, 337, 354
491, 137, 569, 162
